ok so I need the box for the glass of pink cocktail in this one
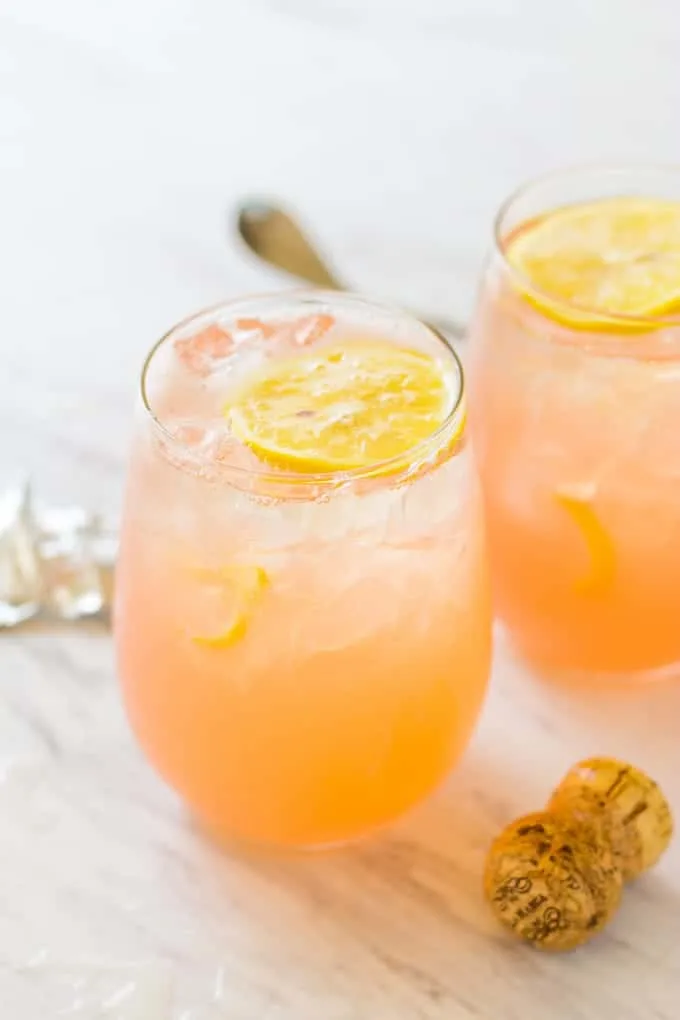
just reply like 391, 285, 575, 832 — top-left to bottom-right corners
469, 166, 680, 685
115, 292, 491, 848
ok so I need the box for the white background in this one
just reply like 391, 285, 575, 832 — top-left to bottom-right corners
2, 0, 680, 509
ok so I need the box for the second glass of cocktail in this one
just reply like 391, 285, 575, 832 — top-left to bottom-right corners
115, 292, 491, 848
469, 166, 680, 685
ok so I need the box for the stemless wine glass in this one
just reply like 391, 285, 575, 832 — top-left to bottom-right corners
115, 292, 491, 848
469, 166, 680, 685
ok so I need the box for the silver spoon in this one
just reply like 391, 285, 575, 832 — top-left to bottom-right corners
236, 200, 465, 341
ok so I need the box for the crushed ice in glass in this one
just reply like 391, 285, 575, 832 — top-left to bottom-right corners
0, 480, 117, 628
174, 324, 234, 375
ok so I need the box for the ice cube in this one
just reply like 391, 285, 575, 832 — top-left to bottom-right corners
0, 480, 118, 628
167, 422, 210, 448
0, 481, 42, 626
288, 313, 335, 347
39, 525, 110, 621
37, 502, 117, 621
174, 325, 233, 376
234, 316, 277, 339
232, 314, 335, 350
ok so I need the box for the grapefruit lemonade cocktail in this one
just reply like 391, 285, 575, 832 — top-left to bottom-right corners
470, 166, 680, 684
115, 292, 491, 847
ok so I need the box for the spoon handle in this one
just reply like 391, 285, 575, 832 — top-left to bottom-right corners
237, 204, 344, 290
236, 202, 467, 341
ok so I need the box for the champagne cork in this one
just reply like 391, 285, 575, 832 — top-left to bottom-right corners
547, 757, 674, 881
484, 757, 673, 952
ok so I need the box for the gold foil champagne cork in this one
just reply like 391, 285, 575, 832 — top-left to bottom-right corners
484, 811, 622, 951
547, 757, 674, 881
484, 757, 673, 952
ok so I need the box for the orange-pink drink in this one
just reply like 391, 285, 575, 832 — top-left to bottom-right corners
115, 293, 491, 847
469, 167, 680, 683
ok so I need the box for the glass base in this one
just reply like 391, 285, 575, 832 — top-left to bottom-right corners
535, 659, 680, 690
500, 627, 680, 689
193, 807, 397, 855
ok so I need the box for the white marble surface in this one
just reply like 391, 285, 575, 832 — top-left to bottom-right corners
2, 1, 680, 1016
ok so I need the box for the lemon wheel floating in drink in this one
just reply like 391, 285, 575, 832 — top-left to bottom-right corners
225, 342, 462, 474
469, 167, 680, 683
507, 196, 680, 327
115, 292, 491, 847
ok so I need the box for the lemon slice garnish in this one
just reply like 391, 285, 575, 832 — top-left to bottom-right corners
192, 564, 269, 648
556, 493, 616, 594
506, 197, 680, 329
224, 341, 458, 474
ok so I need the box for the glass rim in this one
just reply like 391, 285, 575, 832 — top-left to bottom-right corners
139, 289, 466, 488
492, 162, 680, 330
